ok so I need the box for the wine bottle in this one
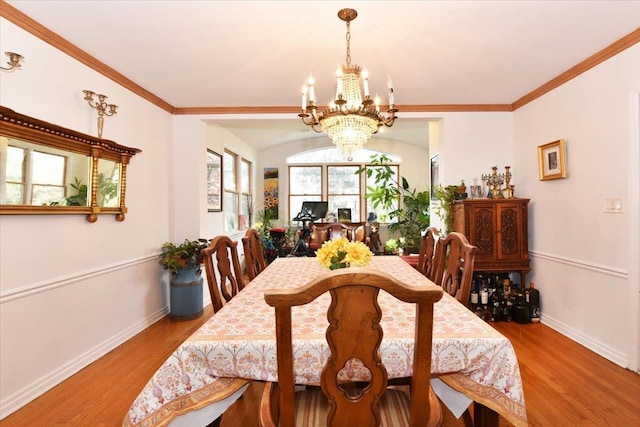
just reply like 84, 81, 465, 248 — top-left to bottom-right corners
480, 280, 489, 306
528, 282, 540, 323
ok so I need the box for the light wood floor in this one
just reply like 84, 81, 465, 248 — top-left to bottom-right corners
1, 304, 639, 427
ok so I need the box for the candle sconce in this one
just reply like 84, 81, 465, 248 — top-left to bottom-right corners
1, 52, 24, 72
481, 166, 515, 199
82, 90, 118, 138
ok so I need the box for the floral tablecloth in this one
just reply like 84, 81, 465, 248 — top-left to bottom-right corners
124, 256, 527, 427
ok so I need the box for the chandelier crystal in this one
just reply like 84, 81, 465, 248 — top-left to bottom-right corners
299, 8, 398, 159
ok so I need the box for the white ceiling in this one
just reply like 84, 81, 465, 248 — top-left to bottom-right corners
5, 0, 640, 151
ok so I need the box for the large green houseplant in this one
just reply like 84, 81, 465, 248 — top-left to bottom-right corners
356, 154, 430, 250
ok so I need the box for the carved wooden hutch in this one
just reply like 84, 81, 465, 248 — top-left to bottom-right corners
452, 198, 530, 286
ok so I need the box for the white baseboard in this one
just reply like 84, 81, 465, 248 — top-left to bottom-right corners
541, 314, 628, 368
0, 306, 168, 419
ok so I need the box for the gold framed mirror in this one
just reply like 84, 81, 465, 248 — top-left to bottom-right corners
0, 106, 141, 222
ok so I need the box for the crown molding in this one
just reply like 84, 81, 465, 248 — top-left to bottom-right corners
0, 0, 175, 114
512, 27, 640, 110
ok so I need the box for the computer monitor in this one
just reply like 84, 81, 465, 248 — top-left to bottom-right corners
297, 201, 328, 220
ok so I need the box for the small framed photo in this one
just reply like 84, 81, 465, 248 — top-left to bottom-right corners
337, 208, 352, 223
538, 139, 567, 181
206, 149, 223, 211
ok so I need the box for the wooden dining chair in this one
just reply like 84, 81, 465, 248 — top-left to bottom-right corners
432, 232, 477, 308
416, 226, 441, 282
242, 228, 267, 281
260, 268, 444, 427
201, 235, 246, 312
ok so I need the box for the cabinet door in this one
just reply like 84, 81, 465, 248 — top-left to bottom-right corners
496, 202, 524, 260
466, 204, 496, 261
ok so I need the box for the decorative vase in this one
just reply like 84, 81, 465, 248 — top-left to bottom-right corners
169, 265, 203, 321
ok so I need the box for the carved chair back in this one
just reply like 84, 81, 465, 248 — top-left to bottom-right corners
433, 232, 477, 307
417, 226, 441, 282
261, 268, 443, 427
201, 235, 246, 312
242, 228, 267, 281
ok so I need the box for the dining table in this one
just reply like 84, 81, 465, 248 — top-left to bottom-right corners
124, 256, 528, 427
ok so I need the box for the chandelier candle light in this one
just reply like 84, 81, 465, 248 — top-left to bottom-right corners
299, 8, 398, 159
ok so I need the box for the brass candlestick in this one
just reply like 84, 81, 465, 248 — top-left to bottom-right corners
82, 90, 118, 138
481, 166, 514, 199
1, 52, 24, 72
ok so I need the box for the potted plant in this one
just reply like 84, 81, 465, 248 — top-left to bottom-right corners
251, 203, 280, 263
159, 238, 210, 321
356, 154, 430, 251
384, 238, 399, 255
433, 184, 461, 234
159, 238, 209, 270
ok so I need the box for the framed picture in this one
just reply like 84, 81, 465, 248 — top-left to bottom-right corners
430, 154, 440, 199
206, 149, 223, 211
538, 139, 567, 181
337, 208, 352, 223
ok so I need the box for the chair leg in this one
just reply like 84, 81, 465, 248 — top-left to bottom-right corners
462, 408, 474, 427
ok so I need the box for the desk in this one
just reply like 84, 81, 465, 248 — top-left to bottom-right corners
125, 256, 527, 427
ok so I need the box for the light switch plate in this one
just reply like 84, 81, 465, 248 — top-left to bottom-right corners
604, 197, 623, 213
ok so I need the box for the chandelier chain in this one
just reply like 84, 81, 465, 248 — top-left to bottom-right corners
345, 21, 351, 66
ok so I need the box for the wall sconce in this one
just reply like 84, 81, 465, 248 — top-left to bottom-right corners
1, 52, 24, 72
82, 90, 118, 138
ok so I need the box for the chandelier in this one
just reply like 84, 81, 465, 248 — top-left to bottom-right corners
299, 8, 398, 159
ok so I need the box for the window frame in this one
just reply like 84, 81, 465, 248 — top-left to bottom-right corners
223, 149, 252, 232
287, 161, 400, 223
327, 164, 362, 222
288, 165, 322, 220
240, 158, 252, 230
5, 145, 68, 205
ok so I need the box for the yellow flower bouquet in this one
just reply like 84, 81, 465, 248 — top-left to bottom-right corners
316, 237, 374, 270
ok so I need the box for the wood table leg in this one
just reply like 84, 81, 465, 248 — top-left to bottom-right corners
474, 401, 499, 427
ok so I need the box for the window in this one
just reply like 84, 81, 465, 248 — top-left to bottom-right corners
287, 157, 399, 223
289, 166, 321, 218
328, 165, 360, 221
223, 151, 238, 231
240, 159, 252, 230
223, 150, 252, 232
4, 146, 67, 205
5, 145, 26, 204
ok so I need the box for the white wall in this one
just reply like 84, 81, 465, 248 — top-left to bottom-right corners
513, 45, 640, 368
0, 19, 174, 417
168, 115, 259, 308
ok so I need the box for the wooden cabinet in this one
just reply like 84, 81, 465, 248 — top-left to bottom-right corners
452, 198, 530, 286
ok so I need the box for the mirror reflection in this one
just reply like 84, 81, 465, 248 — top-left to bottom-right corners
1, 136, 91, 206
0, 106, 140, 222
97, 159, 120, 207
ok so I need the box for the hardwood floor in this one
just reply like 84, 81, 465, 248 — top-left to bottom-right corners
1, 305, 639, 427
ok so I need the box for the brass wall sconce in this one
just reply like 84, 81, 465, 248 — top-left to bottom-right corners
82, 90, 118, 138
1, 52, 24, 72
